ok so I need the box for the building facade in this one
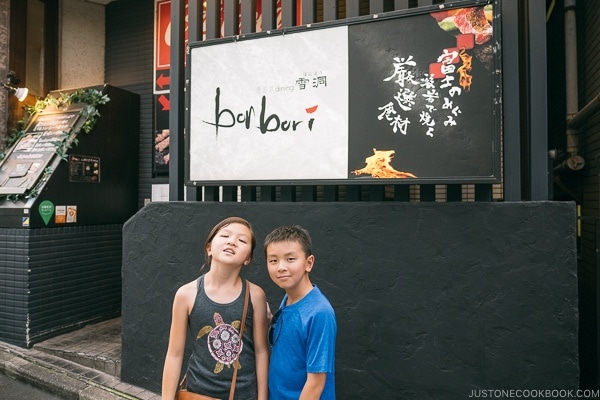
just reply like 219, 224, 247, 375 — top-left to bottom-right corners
0, 0, 597, 391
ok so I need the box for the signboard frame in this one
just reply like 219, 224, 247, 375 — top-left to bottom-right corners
0, 108, 85, 195
186, 0, 501, 186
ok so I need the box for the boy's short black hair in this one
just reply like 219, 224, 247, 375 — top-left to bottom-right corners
263, 225, 312, 257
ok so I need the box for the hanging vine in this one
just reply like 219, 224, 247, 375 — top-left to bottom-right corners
0, 88, 110, 201
1, 88, 109, 160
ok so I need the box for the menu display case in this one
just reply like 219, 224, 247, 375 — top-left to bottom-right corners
0, 84, 140, 228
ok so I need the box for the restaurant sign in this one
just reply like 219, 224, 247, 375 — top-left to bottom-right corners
187, 0, 500, 185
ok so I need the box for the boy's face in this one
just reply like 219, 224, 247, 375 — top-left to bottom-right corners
266, 240, 314, 292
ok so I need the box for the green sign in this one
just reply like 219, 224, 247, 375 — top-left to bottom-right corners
39, 200, 55, 225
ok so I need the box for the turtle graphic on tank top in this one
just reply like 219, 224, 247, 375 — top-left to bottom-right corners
197, 312, 243, 373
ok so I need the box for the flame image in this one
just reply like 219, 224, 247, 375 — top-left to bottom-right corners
351, 149, 416, 179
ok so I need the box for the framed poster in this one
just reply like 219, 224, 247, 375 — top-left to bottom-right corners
153, 94, 170, 175
187, 0, 500, 185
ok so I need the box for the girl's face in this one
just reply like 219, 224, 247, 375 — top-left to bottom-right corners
206, 222, 253, 268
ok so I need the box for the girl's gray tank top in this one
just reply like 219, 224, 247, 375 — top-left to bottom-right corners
184, 275, 256, 400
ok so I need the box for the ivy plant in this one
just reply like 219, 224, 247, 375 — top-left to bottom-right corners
0, 88, 110, 201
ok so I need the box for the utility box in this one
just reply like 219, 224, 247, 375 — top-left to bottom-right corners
0, 84, 139, 347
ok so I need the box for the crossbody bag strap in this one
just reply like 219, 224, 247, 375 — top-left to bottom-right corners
229, 279, 250, 400
177, 372, 187, 391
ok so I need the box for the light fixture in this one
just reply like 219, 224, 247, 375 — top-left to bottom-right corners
3, 71, 28, 102
3, 84, 29, 102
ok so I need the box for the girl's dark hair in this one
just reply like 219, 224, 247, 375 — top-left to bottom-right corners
201, 216, 256, 272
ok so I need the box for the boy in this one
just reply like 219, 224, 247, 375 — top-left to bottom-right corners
264, 225, 337, 400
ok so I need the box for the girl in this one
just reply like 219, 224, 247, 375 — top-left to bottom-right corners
162, 217, 269, 400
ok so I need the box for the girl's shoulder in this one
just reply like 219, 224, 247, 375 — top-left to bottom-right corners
246, 279, 266, 299
179, 278, 199, 290
175, 279, 199, 301
245, 280, 269, 321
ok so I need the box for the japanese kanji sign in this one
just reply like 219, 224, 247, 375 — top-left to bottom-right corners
187, 0, 500, 185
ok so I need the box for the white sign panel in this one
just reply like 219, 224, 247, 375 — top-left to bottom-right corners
189, 26, 349, 182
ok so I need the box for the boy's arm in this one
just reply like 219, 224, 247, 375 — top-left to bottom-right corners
300, 302, 336, 400
299, 372, 327, 400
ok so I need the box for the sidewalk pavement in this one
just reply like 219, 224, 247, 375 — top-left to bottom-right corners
0, 318, 160, 400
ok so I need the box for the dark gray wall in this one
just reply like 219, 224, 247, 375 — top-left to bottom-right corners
105, 0, 157, 208
122, 201, 579, 399
0, 225, 123, 348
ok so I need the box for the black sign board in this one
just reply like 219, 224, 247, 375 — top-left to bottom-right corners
186, 0, 500, 185
68, 155, 101, 183
0, 110, 82, 195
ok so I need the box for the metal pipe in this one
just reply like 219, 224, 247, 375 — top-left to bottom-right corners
564, 0, 600, 130
561, 0, 585, 171
553, 154, 585, 172
564, 0, 578, 156
568, 92, 600, 128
